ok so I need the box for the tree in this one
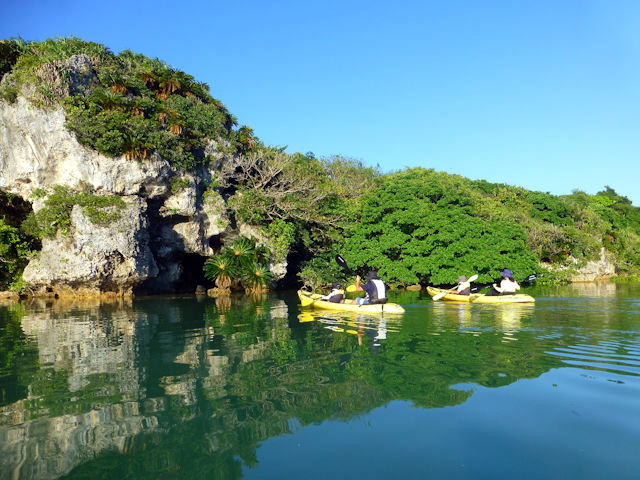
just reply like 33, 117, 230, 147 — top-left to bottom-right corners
340, 169, 540, 285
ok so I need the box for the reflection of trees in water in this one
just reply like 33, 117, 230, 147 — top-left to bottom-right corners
0, 293, 587, 479
0, 303, 39, 407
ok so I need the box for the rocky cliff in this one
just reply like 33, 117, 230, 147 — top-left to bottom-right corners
0, 94, 284, 296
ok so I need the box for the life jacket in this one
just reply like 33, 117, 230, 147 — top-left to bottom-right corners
366, 279, 387, 304
327, 289, 345, 303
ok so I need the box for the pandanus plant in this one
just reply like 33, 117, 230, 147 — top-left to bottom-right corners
242, 263, 273, 293
203, 255, 237, 290
168, 119, 185, 135
138, 69, 158, 88
91, 88, 125, 112
203, 237, 273, 293
122, 131, 150, 160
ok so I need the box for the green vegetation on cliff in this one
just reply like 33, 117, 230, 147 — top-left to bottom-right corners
0, 192, 39, 291
21, 186, 126, 239
0, 37, 255, 170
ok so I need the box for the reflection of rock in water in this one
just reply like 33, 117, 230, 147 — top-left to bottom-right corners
0, 402, 158, 480
270, 299, 289, 319
20, 305, 146, 393
0, 296, 299, 480
563, 281, 617, 297
0, 299, 157, 479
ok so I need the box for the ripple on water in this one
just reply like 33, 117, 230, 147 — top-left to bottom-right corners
546, 338, 640, 376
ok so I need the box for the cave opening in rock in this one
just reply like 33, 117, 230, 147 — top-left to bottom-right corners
208, 234, 223, 253
275, 240, 308, 290
136, 252, 212, 295
175, 253, 210, 293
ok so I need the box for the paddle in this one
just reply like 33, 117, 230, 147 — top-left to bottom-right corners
470, 273, 541, 294
433, 274, 479, 301
335, 254, 357, 276
335, 254, 361, 292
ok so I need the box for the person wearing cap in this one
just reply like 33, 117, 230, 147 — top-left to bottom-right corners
486, 269, 520, 296
321, 282, 345, 303
351, 270, 387, 305
455, 275, 472, 296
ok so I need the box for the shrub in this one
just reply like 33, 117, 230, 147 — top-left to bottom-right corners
0, 219, 32, 290
21, 186, 125, 239
169, 177, 192, 194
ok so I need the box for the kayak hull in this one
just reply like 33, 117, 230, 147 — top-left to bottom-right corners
297, 290, 405, 314
427, 286, 535, 304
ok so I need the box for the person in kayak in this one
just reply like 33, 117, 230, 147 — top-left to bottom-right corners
455, 275, 472, 295
351, 270, 387, 305
321, 283, 345, 303
486, 269, 520, 296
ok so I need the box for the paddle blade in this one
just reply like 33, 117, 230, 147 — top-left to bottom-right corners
432, 290, 449, 301
346, 284, 357, 293
335, 254, 356, 275
468, 274, 479, 282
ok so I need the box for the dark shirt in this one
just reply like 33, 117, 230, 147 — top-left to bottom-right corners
363, 281, 377, 300
328, 294, 344, 303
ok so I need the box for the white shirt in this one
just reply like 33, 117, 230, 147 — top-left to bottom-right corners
495, 278, 520, 293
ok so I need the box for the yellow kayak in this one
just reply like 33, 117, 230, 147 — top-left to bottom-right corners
297, 290, 405, 314
427, 286, 535, 304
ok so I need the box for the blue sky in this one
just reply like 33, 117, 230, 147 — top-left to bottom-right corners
2, 0, 639, 204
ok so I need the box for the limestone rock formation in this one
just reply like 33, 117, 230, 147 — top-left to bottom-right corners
22, 198, 157, 296
0, 97, 171, 198
544, 247, 617, 283
0, 96, 287, 296
570, 248, 616, 282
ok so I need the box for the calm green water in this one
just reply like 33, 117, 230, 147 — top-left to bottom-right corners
1, 283, 639, 479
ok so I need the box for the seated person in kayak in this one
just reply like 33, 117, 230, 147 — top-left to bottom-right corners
486, 269, 520, 296
351, 270, 387, 305
321, 283, 345, 303
456, 275, 472, 295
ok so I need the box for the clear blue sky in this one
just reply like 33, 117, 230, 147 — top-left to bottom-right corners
2, 0, 639, 204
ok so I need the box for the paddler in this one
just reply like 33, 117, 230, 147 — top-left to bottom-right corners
486, 269, 521, 296
351, 270, 387, 305
321, 282, 345, 303
455, 275, 472, 295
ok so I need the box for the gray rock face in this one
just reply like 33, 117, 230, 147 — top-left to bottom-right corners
22, 198, 158, 295
570, 248, 616, 282
238, 222, 288, 280
543, 247, 617, 283
0, 96, 289, 295
64, 54, 101, 96
0, 97, 171, 198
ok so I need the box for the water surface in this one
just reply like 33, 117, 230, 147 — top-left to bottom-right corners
1, 282, 639, 479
